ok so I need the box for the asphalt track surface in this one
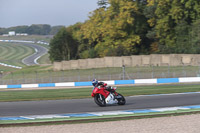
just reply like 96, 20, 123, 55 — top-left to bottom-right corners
21, 43, 48, 66
0, 93, 200, 117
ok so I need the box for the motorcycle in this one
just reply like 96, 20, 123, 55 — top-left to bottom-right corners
91, 85, 126, 107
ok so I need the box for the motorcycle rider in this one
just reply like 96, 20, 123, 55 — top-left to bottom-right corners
92, 79, 114, 92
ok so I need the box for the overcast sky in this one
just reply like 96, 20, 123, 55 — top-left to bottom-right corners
0, 0, 99, 28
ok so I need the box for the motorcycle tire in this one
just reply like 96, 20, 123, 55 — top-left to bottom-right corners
94, 94, 106, 107
117, 93, 126, 105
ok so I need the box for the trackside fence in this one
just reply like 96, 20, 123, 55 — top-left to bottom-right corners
1, 65, 200, 85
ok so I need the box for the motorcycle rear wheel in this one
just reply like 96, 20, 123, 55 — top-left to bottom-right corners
94, 94, 106, 107
117, 93, 126, 105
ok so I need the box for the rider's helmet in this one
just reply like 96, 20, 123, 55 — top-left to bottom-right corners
92, 79, 98, 86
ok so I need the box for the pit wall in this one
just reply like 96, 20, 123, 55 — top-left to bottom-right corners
54, 54, 200, 71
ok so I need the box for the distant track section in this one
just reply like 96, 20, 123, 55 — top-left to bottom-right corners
0, 39, 48, 66
21, 43, 48, 66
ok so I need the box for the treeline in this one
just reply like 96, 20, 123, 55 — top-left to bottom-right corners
0, 24, 64, 35
49, 0, 200, 62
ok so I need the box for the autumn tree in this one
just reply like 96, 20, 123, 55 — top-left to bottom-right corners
146, 0, 200, 53
81, 0, 149, 57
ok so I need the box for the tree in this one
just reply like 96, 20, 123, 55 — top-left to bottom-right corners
97, 0, 108, 8
27, 24, 51, 35
189, 19, 200, 53
144, 1, 159, 53
49, 27, 78, 62
49, 26, 65, 35
81, 0, 150, 57
146, 0, 200, 53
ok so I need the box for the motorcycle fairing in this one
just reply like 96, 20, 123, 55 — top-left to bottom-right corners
91, 87, 110, 98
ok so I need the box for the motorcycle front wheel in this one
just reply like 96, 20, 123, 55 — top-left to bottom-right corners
117, 93, 126, 105
94, 94, 106, 107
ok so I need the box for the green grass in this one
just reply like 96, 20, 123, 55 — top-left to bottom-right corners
0, 42, 35, 67
2, 65, 53, 79
15, 65, 53, 73
1, 84, 200, 102
0, 87, 91, 102
119, 84, 200, 95
0, 35, 52, 43
37, 53, 51, 64
0, 65, 18, 72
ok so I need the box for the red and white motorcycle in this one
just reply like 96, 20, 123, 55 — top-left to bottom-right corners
91, 84, 126, 107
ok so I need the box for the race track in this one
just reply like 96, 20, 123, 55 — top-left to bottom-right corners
1, 92, 200, 117
21, 43, 48, 65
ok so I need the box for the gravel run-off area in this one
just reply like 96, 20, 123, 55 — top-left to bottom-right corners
1, 114, 200, 133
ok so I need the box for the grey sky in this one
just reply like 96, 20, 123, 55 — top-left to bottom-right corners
0, 0, 99, 28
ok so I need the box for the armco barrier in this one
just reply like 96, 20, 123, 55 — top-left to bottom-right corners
1, 77, 200, 89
